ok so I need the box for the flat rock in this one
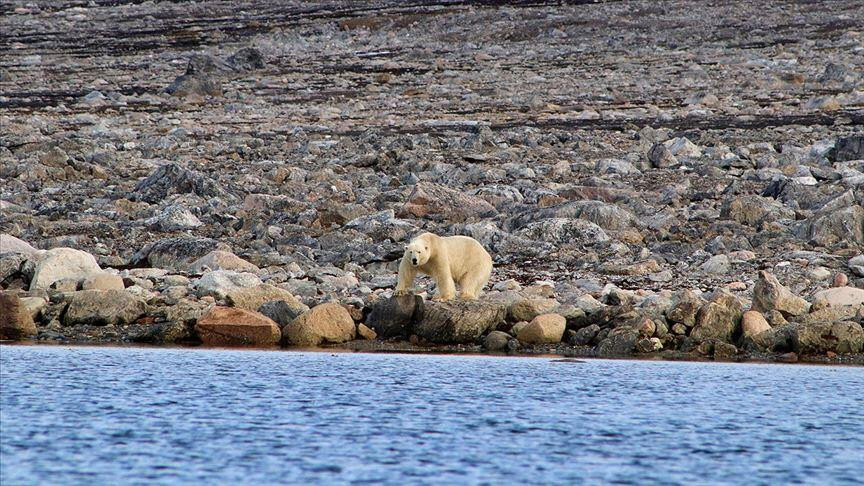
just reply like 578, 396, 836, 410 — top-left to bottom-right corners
812, 287, 864, 308
63, 289, 146, 326
195, 306, 280, 346
189, 250, 259, 274
225, 283, 304, 312
414, 300, 507, 344
196, 270, 262, 300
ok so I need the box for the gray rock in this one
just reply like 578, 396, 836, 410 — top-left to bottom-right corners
570, 324, 600, 346
134, 237, 230, 272
484, 331, 511, 351
63, 290, 146, 326
596, 327, 638, 356
366, 294, 424, 339
414, 300, 506, 344
132, 163, 231, 204
258, 299, 310, 327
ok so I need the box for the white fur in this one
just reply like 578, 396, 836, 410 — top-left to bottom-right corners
394, 233, 493, 300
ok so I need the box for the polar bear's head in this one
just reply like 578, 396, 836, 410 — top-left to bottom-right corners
405, 237, 431, 267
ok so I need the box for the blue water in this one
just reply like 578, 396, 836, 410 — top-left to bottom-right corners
1, 346, 863, 485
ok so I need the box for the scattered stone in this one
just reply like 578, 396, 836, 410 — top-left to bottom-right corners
509, 297, 559, 322
189, 250, 259, 274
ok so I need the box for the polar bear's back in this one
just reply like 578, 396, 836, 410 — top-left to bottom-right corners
438, 235, 492, 280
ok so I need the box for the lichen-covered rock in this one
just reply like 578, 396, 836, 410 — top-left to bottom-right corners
793, 321, 864, 354
283, 303, 356, 347
63, 290, 146, 326
516, 313, 566, 344
195, 306, 280, 346
667, 290, 708, 327
414, 300, 506, 344
690, 290, 743, 342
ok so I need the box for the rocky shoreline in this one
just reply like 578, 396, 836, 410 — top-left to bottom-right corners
2, 1, 864, 364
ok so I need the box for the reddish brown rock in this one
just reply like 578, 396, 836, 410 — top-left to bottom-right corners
195, 306, 281, 346
0, 292, 37, 340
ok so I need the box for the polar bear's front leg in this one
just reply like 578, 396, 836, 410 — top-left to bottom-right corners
394, 256, 416, 296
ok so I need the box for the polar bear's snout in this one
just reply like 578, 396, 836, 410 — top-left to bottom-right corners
411, 256, 419, 266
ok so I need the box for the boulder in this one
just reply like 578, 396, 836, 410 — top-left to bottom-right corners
509, 297, 559, 322
596, 327, 638, 356
63, 290, 147, 326
699, 255, 730, 275
282, 303, 356, 346
690, 290, 743, 342
132, 163, 230, 203
571, 324, 600, 345
365, 294, 424, 338
256, 299, 310, 327
484, 331, 511, 351
720, 195, 795, 227
81, 272, 125, 291
189, 250, 259, 274
811, 287, 864, 308
516, 313, 566, 344
29, 248, 101, 291
134, 236, 230, 272
515, 218, 609, 246
165, 74, 222, 97
195, 306, 280, 346
0, 234, 38, 256
834, 135, 864, 162
195, 270, 262, 300
793, 321, 864, 354
413, 300, 507, 344
752, 271, 809, 316
225, 283, 304, 312
398, 182, 497, 223
0, 292, 37, 340
741, 310, 771, 338
666, 290, 707, 327
797, 204, 864, 247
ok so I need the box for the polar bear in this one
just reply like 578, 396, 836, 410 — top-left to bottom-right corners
394, 232, 493, 301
